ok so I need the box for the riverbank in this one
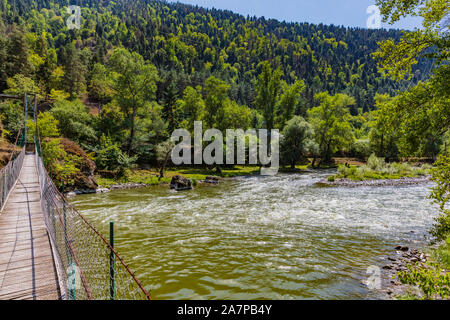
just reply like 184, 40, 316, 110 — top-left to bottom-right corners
318, 175, 432, 187
94, 166, 262, 189
381, 240, 450, 300
326, 156, 432, 183
70, 169, 439, 299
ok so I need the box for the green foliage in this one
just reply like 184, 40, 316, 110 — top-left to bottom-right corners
398, 262, 450, 299
37, 112, 59, 138
107, 47, 159, 154
178, 86, 205, 132
0, 101, 23, 142
374, 1, 449, 159
255, 61, 283, 131
89, 63, 114, 104
375, 0, 448, 80
308, 92, 355, 162
349, 139, 372, 160
278, 80, 305, 128
94, 134, 136, 177
41, 138, 65, 169
280, 116, 317, 168
335, 160, 431, 181
204, 76, 230, 129
5, 74, 41, 97
368, 93, 399, 160
367, 153, 386, 171
50, 100, 96, 144
52, 154, 80, 188
162, 80, 181, 133
429, 155, 450, 242
222, 100, 252, 130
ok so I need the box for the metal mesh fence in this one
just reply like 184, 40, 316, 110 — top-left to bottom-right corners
35, 152, 151, 300
0, 138, 25, 212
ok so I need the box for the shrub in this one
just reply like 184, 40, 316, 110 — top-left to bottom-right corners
94, 134, 136, 177
429, 155, 450, 242
398, 262, 450, 299
367, 153, 386, 171
350, 139, 371, 160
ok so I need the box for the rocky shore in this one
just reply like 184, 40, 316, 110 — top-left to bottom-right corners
380, 246, 429, 299
318, 175, 432, 187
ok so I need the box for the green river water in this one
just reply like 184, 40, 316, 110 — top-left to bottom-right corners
70, 170, 439, 300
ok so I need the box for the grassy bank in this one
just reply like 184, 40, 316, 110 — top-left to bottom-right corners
96, 165, 263, 188
395, 239, 450, 300
327, 154, 432, 182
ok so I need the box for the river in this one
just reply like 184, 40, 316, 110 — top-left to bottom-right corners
70, 170, 439, 299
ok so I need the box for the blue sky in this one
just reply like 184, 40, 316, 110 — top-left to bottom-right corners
170, 0, 423, 30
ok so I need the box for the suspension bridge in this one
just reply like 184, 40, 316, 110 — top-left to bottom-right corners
0, 94, 150, 300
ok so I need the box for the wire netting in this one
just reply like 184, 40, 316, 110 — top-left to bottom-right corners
35, 150, 151, 300
0, 147, 25, 211
2, 94, 150, 300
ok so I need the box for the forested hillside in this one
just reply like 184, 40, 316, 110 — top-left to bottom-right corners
0, 0, 442, 190
0, 0, 431, 112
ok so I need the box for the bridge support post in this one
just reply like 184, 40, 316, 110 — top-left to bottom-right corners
110, 221, 115, 300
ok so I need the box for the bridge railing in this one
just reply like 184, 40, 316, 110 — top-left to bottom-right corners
35, 147, 151, 300
0, 132, 25, 212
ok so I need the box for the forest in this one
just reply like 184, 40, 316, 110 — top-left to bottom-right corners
0, 0, 444, 184
0, 0, 448, 301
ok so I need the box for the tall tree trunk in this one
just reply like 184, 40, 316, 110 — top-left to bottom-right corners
159, 151, 170, 179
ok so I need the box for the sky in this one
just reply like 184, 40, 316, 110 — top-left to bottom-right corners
169, 0, 423, 30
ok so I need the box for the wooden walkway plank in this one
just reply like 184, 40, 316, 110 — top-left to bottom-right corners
0, 154, 60, 300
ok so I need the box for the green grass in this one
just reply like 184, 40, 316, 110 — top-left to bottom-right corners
393, 238, 450, 300
327, 155, 432, 182
95, 166, 263, 188
431, 237, 450, 270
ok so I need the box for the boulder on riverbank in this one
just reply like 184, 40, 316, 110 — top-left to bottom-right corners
203, 175, 220, 184
170, 175, 192, 191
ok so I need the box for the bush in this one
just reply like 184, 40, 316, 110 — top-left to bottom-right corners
398, 262, 450, 299
367, 153, 386, 170
429, 155, 450, 242
94, 134, 136, 177
350, 139, 371, 160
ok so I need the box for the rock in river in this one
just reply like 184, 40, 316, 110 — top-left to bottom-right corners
170, 175, 192, 191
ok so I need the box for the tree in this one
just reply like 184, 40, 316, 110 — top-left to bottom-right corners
255, 61, 283, 132
178, 86, 205, 132
222, 100, 252, 130
308, 92, 355, 163
94, 134, 136, 177
204, 76, 230, 129
49, 100, 96, 145
280, 116, 318, 169
5, 25, 31, 80
374, 1, 449, 160
162, 80, 181, 133
60, 43, 88, 99
278, 80, 306, 128
89, 63, 114, 104
368, 93, 399, 160
374, 0, 448, 81
37, 112, 59, 138
5, 74, 41, 97
108, 48, 159, 155
156, 139, 175, 178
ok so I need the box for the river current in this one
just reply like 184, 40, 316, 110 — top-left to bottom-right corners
71, 170, 439, 299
